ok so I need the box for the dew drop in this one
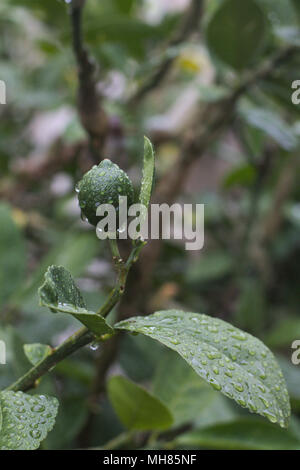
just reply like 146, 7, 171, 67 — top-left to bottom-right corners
90, 342, 100, 351
30, 430, 41, 439
233, 383, 244, 393
209, 378, 222, 391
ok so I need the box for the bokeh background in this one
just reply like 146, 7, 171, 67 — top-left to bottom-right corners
0, 0, 299, 449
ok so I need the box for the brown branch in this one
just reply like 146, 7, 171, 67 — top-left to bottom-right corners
155, 45, 299, 207
6, 328, 94, 392
129, 0, 204, 107
121, 44, 300, 315
70, 0, 108, 160
235, 143, 275, 278
261, 154, 299, 243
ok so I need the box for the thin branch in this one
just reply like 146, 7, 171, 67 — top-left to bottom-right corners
96, 239, 146, 316
125, 44, 300, 313
261, 154, 299, 243
236, 144, 274, 272
77, 238, 147, 446
70, 0, 108, 160
71, 0, 85, 61
6, 239, 146, 393
6, 327, 94, 392
109, 238, 122, 262
155, 45, 299, 205
91, 431, 135, 450
129, 0, 204, 106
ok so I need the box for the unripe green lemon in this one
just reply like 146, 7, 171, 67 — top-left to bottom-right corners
76, 159, 134, 226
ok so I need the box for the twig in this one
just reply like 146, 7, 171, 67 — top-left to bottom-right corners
6, 327, 94, 392
70, 0, 108, 160
124, 44, 300, 314
261, 154, 299, 243
79, 239, 146, 446
237, 144, 274, 268
6, 239, 146, 393
153, 45, 299, 206
109, 238, 122, 262
96, 239, 146, 316
91, 431, 135, 450
129, 0, 204, 106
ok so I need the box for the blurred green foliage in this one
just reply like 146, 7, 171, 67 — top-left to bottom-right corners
0, 0, 299, 450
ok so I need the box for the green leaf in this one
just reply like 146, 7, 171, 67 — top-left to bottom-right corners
276, 356, 300, 411
119, 334, 165, 382
139, 136, 155, 211
197, 84, 230, 103
107, 376, 173, 431
187, 252, 233, 284
9, 0, 66, 24
15, 232, 100, 308
0, 391, 58, 450
23, 344, 52, 366
223, 164, 257, 189
0, 204, 26, 308
234, 278, 266, 334
239, 106, 298, 150
0, 326, 30, 389
260, 0, 299, 28
206, 0, 268, 70
44, 395, 88, 450
115, 310, 290, 427
113, 0, 136, 15
291, 0, 300, 18
265, 316, 300, 348
175, 418, 300, 450
38, 266, 113, 337
153, 350, 235, 428
85, 16, 159, 59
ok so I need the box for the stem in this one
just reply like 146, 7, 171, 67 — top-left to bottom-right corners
96, 268, 127, 317
126, 239, 147, 268
70, 0, 108, 160
236, 145, 273, 272
97, 239, 146, 317
6, 327, 94, 392
129, 0, 204, 106
71, 1, 85, 62
91, 431, 135, 450
131, 45, 300, 306
109, 238, 122, 261
6, 240, 146, 393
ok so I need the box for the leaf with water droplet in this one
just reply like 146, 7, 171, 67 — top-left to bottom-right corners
115, 310, 290, 427
24, 343, 52, 366
38, 265, 113, 336
107, 376, 173, 431
139, 136, 155, 213
0, 391, 58, 450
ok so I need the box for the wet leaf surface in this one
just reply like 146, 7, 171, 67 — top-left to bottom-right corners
116, 310, 290, 427
0, 391, 58, 450
39, 266, 113, 336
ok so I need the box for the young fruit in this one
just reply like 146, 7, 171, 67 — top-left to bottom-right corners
76, 159, 134, 226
